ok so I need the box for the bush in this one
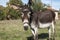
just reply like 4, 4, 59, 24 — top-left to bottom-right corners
0, 10, 5, 20
9, 8, 21, 19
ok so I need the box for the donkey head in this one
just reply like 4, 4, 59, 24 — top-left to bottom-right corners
21, 5, 31, 31
10, 4, 31, 30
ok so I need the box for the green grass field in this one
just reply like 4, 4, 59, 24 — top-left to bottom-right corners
0, 19, 60, 40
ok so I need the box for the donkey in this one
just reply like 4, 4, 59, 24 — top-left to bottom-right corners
30, 10, 55, 40
21, 6, 55, 40
11, 5, 55, 40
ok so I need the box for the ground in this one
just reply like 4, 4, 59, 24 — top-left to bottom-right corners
0, 19, 60, 40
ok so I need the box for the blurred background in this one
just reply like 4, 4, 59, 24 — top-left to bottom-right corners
0, 0, 60, 40
0, 0, 60, 20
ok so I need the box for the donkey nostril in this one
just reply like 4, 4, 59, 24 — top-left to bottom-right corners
24, 26, 28, 31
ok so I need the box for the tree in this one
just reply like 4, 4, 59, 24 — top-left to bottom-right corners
5, 0, 23, 19
33, 0, 44, 11
28, 0, 46, 11
9, 0, 23, 6
0, 5, 5, 20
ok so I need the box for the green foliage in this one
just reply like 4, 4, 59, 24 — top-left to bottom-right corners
0, 10, 4, 20
9, 8, 20, 19
32, 3, 42, 11
7, 0, 23, 19
0, 0, 51, 20
32, 0, 45, 11
9, 0, 23, 6
0, 0, 23, 20
0, 5, 5, 20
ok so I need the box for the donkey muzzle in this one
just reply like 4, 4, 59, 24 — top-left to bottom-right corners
24, 26, 28, 31
23, 23, 29, 31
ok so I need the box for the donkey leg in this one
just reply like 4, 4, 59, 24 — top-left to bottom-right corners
30, 22, 38, 40
52, 21, 55, 40
31, 27, 38, 40
48, 27, 52, 40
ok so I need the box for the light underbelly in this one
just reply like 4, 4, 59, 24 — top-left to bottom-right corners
39, 22, 52, 28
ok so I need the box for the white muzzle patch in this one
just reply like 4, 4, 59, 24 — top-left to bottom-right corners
23, 19, 29, 26
24, 23, 29, 27
23, 19, 29, 30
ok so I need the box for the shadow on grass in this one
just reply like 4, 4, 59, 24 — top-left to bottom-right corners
27, 33, 48, 40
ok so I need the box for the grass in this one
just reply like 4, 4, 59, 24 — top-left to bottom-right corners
0, 19, 60, 40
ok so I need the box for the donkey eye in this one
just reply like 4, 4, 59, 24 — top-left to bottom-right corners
28, 12, 31, 15
28, 12, 31, 14
28, 12, 31, 17
21, 12, 24, 17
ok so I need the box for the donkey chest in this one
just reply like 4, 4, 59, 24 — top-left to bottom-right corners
38, 22, 52, 28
